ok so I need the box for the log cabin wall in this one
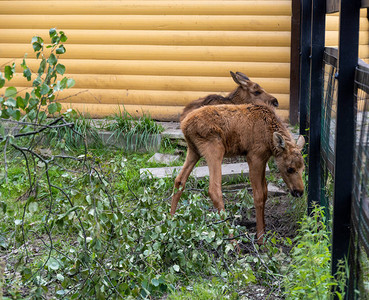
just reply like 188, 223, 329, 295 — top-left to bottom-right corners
0, 0, 368, 121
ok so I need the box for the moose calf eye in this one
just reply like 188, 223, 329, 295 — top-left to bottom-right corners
253, 91, 261, 96
287, 167, 296, 174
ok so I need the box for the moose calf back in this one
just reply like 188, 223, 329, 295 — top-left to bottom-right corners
181, 104, 281, 158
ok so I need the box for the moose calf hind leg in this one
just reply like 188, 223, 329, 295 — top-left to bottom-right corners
171, 148, 200, 215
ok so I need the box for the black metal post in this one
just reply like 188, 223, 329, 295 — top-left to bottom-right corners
331, 0, 360, 297
307, 0, 326, 214
289, 0, 301, 125
299, 0, 312, 136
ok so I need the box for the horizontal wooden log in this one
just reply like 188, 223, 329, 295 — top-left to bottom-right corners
325, 30, 368, 46
326, 15, 369, 31
0, 15, 292, 31
0, 87, 290, 109
0, 29, 292, 46
0, 1, 292, 15
0, 15, 365, 31
0, 58, 291, 78
6, 74, 290, 94
359, 45, 369, 59
61, 103, 290, 121
0, 44, 291, 62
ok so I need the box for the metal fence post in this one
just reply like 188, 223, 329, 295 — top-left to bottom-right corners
289, 0, 301, 125
307, 0, 326, 214
331, 0, 360, 295
299, 0, 312, 137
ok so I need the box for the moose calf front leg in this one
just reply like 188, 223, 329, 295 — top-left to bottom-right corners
204, 146, 225, 212
248, 160, 268, 244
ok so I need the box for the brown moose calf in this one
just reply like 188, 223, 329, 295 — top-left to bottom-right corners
180, 71, 279, 122
171, 104, 305, 243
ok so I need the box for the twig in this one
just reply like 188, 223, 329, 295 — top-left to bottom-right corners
3, 136, 9, 184
57, 90, 89, 101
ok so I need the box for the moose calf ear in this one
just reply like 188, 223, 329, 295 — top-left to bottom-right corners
273, 132, 286, 151
296, 135, 305, 149
230, 71, 241, 85
230, 71, 249, 87
236, 71, 250, 81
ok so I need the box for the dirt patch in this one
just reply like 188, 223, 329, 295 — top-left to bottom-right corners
223, 185, 299, 241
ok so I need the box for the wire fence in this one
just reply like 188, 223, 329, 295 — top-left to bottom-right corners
350, 61, 369, 298
321, 48, 338, 208
319, 47, 369, 298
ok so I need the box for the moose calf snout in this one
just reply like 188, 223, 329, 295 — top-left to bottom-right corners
291, 189, 304, 197
271, 98, 279, 107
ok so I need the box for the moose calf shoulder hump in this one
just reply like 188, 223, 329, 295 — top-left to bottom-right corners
179, 71, 279, 122
171, 104, 305, 244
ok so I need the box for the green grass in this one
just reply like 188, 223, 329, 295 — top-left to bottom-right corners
283, 204, 346, 299
102, 108, 164, 152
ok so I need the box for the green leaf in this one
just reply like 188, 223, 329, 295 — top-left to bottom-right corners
31, 36, 43, 52
48, 102, 58, 114
57, 206, 82, 221
47, 53, 57, 66
56, 274, 64, 282
16, 96, 26, 109
33, 76, 42, 87
39, 111, 47, 122
11, 109, 22, 121
0, 124, 4, 137
55, 64, 65, 75
29, 97, 38, 108
32, 42, 42, 52
28, 202, 38, 213
56, 45, 66, 55
22, 268, 32, 280
60, 31, 68, 42
23, 68, 32, 81
173, 265, 180, 272
66, 78, 75, 88
4, 65, 15, 81
40, 83, 50, 95
151, 279, 160, 287
56, 290, 66, 295
56, 102, 62, 112
38, 58, 46, 75
0, 77, 5, 89
21, 56, 28, 69
5, 87, 17, 98
49, 28, 57, 38
59, 77, 66, 89
28, 109, 37, 121
31, 36, 39, 44
47, 258, 60, 271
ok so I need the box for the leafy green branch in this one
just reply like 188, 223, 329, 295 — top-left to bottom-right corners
0, 28, 75, 127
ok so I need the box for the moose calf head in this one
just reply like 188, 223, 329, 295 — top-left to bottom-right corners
272, 132, 305, 197
230, 71, 279, 108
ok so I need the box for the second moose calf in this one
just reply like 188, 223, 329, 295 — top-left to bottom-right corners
180, 71, 279, 121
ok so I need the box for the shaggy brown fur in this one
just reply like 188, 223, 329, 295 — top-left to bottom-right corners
180, 71, 279, 122
171, 104, 305, 243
